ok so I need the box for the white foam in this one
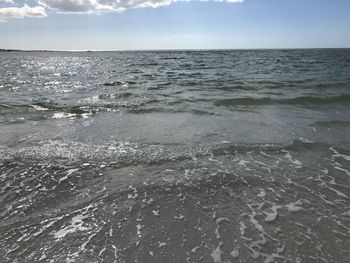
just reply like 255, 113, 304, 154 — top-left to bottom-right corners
330, 147, 350, 161
53, 214, 89, 239
174, 214, 185, 220
334, 166, 350, 176
211, 242, 224, 263
231, 247, 239, 258
184, 169, 190, 180
191, 246, 201, 254
286, 201, 303, 212
99, 247, 106, 256
81, 113, 92, 118
158, 242, 167, 248
282, 150, 303, 167
58, 168, 79, 184
111, 245, 119, 260
239, 221, 247, 237
299, 137, 314, 143
214, 218, 229, 240
136, 224, 142, 238
51, 113, 76, 119
249, 211, 265, 234
70, 230, 100, 260
257, 189, 266, 198
31, 220, 57, 239
264, 204, 282, 222
319, 174, 349, 198
152, 210, 160, 216
238, 160, 250, 167
209, 153, 223, 166
31, 104, 49, 111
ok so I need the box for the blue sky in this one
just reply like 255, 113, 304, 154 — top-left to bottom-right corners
0, 0, 350, 50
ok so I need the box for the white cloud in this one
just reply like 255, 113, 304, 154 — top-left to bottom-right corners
0, 0, 243, 22
0, 4, 47, 22
37, 0, 176, 13
0, 0, 15, 4
38, 0, 243, 13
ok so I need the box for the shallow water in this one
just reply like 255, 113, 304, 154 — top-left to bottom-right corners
0, 49, 350, 262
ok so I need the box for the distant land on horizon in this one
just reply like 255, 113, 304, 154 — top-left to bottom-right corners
1, 48, 350, 53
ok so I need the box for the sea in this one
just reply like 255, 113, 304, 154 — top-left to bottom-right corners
0, 49, 350, 263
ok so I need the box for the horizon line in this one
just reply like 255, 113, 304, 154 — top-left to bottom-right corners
1, 47, 350, 52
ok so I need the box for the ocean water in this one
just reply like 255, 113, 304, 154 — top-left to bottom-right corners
0, 49, 350, 263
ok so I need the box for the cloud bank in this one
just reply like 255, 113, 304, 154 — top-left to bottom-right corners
0, 0, 243, 21
39, 0, 244, 13
0, 4, 47, 22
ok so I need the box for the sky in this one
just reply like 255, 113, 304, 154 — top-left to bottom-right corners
0, 0, 349, 50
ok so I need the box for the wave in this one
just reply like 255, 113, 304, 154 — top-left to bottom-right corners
0, 140, 209, 167
210, 139, 334, 156
2, 94, 350, 118
1, 139, 345, 165
0, 103, 36, 113
0, 93, 162, 115
312, 120, 350, 127
214, 94, 350, 107
102, 81, 137, 86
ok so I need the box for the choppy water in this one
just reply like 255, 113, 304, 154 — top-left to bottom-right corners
1, 49, 350, 263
